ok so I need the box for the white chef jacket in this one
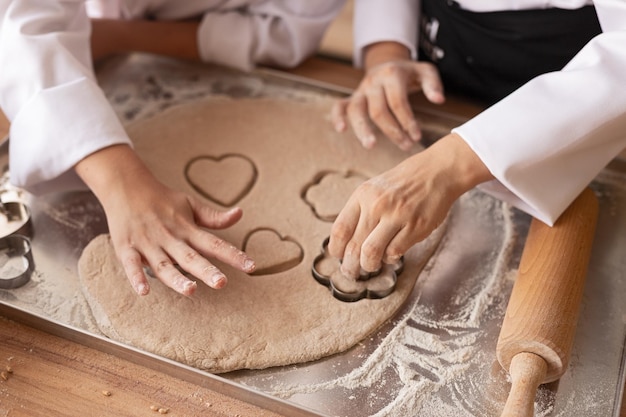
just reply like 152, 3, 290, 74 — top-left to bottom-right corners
354, 0, 626, 226
0, 0, 345, 195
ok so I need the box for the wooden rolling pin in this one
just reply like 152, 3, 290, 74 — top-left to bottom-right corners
496, 187, 599, 417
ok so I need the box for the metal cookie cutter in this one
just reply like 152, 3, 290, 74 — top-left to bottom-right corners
312, 237, 404, 303
0, 200, 33, 239
0, 234, 35, 289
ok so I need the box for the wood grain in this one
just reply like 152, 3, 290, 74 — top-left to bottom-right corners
497, 188, 599, 382
0, 316, 285, 417
497, 188, 599, 416
500, 352, 548, 417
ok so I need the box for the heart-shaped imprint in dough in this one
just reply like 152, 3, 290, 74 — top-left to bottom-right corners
243, 228, 304, 276
303, 171, 368, 222
185, 154, 257, 207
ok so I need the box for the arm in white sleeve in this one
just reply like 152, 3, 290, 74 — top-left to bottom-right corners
197, 0, 346, 71
352, 0, 419, 68
0, 0, 131, 195
452, 0, 626, 226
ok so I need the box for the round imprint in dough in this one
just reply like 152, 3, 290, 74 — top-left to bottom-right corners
78, 97, 443, 373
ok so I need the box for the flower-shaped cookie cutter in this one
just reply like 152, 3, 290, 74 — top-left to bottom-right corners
312, 237, 404, 302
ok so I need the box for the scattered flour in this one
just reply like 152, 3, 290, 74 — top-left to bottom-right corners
257, 191, 519, 416
2, 54, 624, 417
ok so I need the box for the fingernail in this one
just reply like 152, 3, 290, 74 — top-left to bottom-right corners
243, 259, 256, 273
401, 140, 413, 151
211, 273, 227, 289
136, 283, 149, 296
386, 254, 401, 263
408, 124, 421, 142
426, 89, 443, 104
340, 264, 358, 280
362, 135, 376, 149
359, 267, 371, 279
182, 280, 197, 295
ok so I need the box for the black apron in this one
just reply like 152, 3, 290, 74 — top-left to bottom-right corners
419, 1, 602, 104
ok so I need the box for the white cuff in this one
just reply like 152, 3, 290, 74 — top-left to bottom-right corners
353, 0, 419, 68
198, 13, 255, 71
9, 77, 132, 195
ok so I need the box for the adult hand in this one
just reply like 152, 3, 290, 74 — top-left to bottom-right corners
331, 59, 445, 151
328, 134, 493, 279
76, 145, 255, 296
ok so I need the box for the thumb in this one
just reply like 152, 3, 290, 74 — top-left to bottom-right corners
416, 63, 445, 104
192, 200, 243, 229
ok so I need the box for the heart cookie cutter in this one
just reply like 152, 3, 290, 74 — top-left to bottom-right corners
312, 237, 404, 303
0, 234, 35, 289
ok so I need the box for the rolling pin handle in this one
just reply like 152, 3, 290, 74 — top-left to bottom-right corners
501, 352, 548, 417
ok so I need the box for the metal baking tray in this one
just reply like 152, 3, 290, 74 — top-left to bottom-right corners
1, 54, 626, 416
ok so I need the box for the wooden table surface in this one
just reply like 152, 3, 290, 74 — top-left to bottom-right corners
1, 56, 625, 416
0, 317, 285, 417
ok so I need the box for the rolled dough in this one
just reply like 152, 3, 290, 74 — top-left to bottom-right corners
78, 97, 447, 373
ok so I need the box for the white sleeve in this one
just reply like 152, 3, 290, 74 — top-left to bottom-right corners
452, 0, 626, 226
0, 0, 131, 195
197, 0, 346, 71
352, 0, 419, 68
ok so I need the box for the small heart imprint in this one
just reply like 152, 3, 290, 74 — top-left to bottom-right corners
243, 228, 303, 276
185, 154, 257, 207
